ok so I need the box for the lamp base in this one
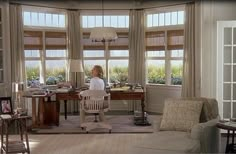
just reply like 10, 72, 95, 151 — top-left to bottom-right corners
14, 108, 28, 116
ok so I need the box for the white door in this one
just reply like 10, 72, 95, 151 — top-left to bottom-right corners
217, 21, 236, 120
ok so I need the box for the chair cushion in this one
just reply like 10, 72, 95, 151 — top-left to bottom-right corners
160, 100, 203, 131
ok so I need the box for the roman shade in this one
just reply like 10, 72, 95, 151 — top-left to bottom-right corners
24, 31, 66, 50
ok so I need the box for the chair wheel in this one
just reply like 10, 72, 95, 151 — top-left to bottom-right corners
109, 130, 111, 134
86, 131, 88, 134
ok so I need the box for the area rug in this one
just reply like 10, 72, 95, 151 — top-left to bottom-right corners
33, 115, 159, 134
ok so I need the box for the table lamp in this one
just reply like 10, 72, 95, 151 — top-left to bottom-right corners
12, 82, 25, 112
69, 59, 84, 88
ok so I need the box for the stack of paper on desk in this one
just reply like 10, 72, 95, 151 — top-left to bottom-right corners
56, 88, 70, 93
0, 114, 12, 119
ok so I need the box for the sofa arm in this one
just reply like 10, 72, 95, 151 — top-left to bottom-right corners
190, 116, 220, 153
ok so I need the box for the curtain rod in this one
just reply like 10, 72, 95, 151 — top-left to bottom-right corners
141, 1, 194, 10
10, 1, 129, 11
9, 1, 195, 11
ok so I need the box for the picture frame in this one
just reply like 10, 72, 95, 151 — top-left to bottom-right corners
0, 97, 13, 114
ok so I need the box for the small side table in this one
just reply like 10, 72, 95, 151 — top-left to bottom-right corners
0, 115, 31, 154
217, 122, 236, 153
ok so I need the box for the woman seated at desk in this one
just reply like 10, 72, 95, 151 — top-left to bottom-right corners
80, 65, 106, 125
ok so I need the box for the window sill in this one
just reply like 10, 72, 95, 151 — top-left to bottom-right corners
146, 84, 182, 90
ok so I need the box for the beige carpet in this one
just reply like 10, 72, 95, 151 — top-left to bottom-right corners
25, 134, 149, 154
33, 115, 157, 134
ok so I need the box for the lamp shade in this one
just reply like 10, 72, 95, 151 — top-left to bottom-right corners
90, 27, 118, 42
69, 59, 84, 73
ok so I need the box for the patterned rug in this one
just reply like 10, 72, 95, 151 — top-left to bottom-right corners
33, 115, 158, 134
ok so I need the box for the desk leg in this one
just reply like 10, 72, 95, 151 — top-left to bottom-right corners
18, 120, 23, 141
64, 100, 67, 120
39, 97, 44, 127
56, 99, 60, 126
32, 98, 37, 127
5, 122, 8, 153
226, 130, 230, 153
233, 131, 235, 153
1, 121, 3, 154
23, 119, 30, 153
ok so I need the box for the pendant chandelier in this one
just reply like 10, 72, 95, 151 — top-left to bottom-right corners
90, 0, 118, 42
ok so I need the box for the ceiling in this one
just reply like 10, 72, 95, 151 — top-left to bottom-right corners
9, 0, 192, 10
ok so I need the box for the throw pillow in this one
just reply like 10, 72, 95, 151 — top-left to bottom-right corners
160, 100, 203, 132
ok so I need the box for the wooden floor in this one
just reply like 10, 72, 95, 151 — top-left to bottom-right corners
25, 133, 148, 154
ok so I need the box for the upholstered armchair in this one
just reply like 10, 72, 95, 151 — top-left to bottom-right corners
131, 97, 220, 154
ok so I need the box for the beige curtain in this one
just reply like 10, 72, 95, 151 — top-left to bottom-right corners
128, 9, 146, 86
67, 10, 84, 87
128, 10, 145, 111
10, 4, 25, 84
181, 3, 199, 97
67, 10, 83, 113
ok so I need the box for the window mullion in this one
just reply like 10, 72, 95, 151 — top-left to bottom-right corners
105, 44, 109, 82
41, 31, 46, 84
166, 50, 171, 85
165, 30, 171, 85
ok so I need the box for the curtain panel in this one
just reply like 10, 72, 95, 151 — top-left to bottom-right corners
67, 10, 84, 87
10, 4, 25, 84
181, 3, 200, 97
128, 9, 146, 86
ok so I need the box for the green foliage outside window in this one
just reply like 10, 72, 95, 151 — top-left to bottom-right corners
26, 67, 40, 83
171, 65, 183, 85
109, 66, 128, 83
26, 64, 182, 86
45, 67, 66, 85
147, 64, 183, 85
147, 65, 165, 84
26, 66, 66, 86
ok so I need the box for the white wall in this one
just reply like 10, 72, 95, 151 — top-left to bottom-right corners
201, 0, 236, 98
146, 86, 181, 113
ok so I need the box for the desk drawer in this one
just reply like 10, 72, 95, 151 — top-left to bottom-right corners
56, 93, 80, 100
110, 93, 144, 100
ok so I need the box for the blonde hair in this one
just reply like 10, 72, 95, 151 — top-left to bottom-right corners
93, 65, 104, 78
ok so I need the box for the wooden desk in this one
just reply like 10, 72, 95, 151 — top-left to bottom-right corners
55, 91, 80, 125
23, 93, 54, 128
56, 90, 150, 126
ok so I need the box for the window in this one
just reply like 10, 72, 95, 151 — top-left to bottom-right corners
23, 11, 65, 28
82, 12, 129, 84
23, 8, 67, 87
82, 15, 129, 28
147, 11, 184, 27
83, 49, 129, 84
146, 8, 184, 85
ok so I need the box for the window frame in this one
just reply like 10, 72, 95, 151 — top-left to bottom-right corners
81, 11, 129, 84
145, 7, 184, 86
23, 7, 68, 86
22, 6, 67, 29
83, 49, 129, 83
